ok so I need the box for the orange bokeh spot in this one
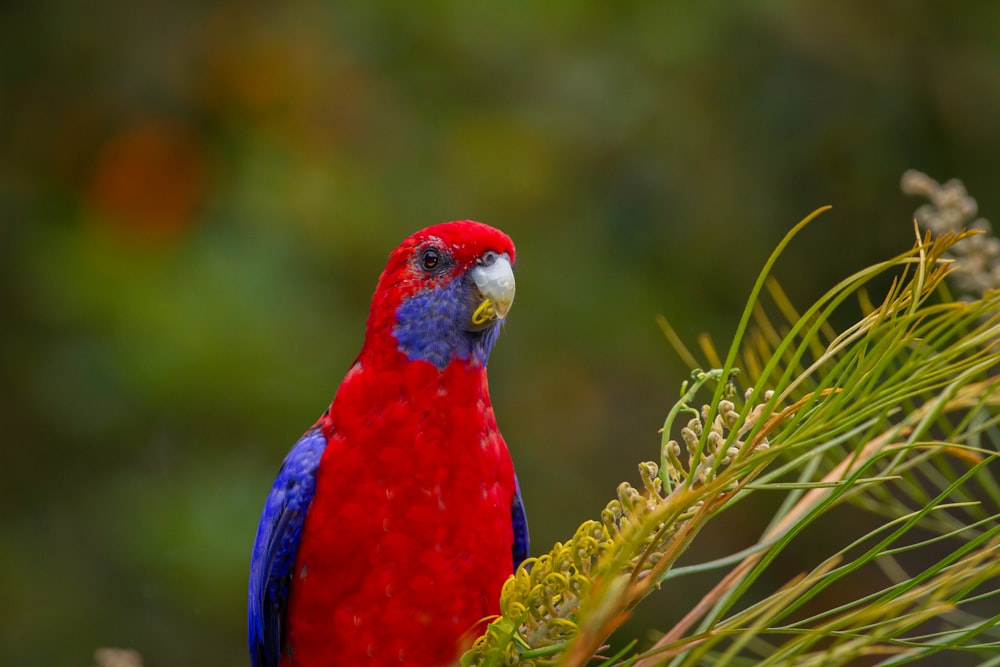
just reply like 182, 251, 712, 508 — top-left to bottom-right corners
87, 119, 210, 240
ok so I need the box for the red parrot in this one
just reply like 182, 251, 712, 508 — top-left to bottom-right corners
248, 221, 529, 666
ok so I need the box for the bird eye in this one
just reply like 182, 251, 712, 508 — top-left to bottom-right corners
420, 247, 441, 271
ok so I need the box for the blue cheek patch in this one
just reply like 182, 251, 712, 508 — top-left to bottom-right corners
393, 280, 502, 370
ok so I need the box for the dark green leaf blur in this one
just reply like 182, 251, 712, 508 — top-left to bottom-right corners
2, 2, 998, 665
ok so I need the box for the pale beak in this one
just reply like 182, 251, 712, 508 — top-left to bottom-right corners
468, 252, 515, 329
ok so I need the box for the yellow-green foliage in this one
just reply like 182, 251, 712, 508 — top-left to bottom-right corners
464, 177, 1000, 666
465, 371, 786, 667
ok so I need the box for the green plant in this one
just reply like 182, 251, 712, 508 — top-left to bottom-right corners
464, 173, 1000, 666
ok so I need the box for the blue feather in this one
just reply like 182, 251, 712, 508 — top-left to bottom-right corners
248, 428, 327, 667
511, 475, 530, 569
393, 278, 502, 370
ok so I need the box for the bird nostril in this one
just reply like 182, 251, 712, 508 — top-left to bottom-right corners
479, 251, 497, 267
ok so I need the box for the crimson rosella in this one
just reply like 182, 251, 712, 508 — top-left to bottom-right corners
248, 221, 529, 667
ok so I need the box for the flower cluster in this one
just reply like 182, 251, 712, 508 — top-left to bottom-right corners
478, 520, 610, 666
464, 377, 777, 666
663, 386, 774, 488
901, 169, 1000, 296
92, 648, 142, 667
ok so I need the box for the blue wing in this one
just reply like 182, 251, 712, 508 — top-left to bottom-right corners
248, 428, 327, 667
510, 474, 530, 569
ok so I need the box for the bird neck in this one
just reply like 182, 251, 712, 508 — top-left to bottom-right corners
318, 355, 494, 443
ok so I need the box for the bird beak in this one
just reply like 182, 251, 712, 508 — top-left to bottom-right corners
468, 252, 515, 330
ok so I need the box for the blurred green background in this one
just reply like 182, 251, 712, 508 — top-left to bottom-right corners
2, 2, 999, 665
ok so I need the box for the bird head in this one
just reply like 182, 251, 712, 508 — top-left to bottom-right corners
362, 220, 516, 370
